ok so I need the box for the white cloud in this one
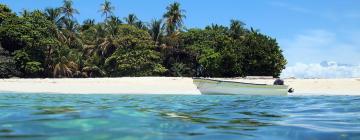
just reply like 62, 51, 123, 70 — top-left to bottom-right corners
280, 29, 360, 65
288, 30, 336, 48
281, 61, 360, 79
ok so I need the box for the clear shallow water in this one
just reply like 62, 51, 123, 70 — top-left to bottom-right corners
0, 93, 360, 140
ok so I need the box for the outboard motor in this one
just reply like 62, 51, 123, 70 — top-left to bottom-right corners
273, 79, 294, 93
273, 79, 284, 85
288, 88, 294, 93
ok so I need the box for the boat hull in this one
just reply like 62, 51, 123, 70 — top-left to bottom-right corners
193, 79, 288, 96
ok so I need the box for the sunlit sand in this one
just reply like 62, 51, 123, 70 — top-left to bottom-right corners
1, 77, 359, 95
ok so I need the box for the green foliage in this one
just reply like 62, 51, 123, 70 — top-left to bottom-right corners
0, 3, 287, 78
60, 0, 79, 19
52, 47, 81, 78
0, 10, 60, 77
0, 59, 21, 78
99, 0, 115, 19
0, 10, 59, 52
0, 45, 22, 78
82, 65, 105, 77
148, 19, 164, 45
105, 25, 167, 76
181, 28, 235, 77
124, 14, 138, 25
241, 32, 287, 77
180, 26, 286, 77
163, 2, 186, 35
44, 8, 62, 28
12, 50, 44, 77
24, 61, 44, 77
0, 4, 15, 24
229, 19, 246, 39
170, 62, 190, 77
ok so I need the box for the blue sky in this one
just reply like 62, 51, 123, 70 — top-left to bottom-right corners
2, 0, 360, 68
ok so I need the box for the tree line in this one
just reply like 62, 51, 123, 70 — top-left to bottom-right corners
0, 0, 286, 78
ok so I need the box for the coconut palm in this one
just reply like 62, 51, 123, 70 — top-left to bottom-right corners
205, 24, 228, 33
82, 65, 106, 77
83, 22, 117, 60
83, 19, 95, 26
163, 2, 186, 35
250, 27, 260, 34
229, 19, 246, 39
63, 19, 79, 35
107, 16, 122, 36
98, 36, 115, 57
148, 19, 164, 45
52, 48, 80, 78
80, 19, 95, 31
124, 14, 138, 25
95, 23, 107, 39
108, 16, 122, 25
44, 8, 63, 28
53, 56, 79, 78
43, 8, 69, 48
170, 62, 189, 77
99, 0, 115, 20
20, 9, 30, 17
135, 21, 147, 30
62, 19, 81, 48
60, 0, 79, 19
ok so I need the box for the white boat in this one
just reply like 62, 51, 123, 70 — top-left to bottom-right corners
193, 78, 289, 96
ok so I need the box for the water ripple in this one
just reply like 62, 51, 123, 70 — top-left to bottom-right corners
0, 93, 360, 140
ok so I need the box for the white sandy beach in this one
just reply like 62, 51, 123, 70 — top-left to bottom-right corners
228, 78, 360, 96
0, 77, 359, 95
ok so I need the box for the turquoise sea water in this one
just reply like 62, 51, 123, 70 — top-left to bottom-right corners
0, 93, 360, 140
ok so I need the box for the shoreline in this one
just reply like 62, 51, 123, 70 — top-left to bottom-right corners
0, 77, 360, 96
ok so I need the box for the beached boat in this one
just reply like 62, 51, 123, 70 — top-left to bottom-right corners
193, 78, 289, 95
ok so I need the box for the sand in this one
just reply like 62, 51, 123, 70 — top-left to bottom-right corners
0, 77, 359, 95
0, 77, 200, 95
226, 78, 360, 96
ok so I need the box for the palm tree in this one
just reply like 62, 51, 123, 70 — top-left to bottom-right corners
108, 16, 122, 24
135, 21, 147, 30
83, 19, 95, 25
81, 19, 95, 31
53, 56, 79, 78
229, 19, 245, 39
148, 19, 164, 45
124, 14, 138, 25
205, 24, 228, 32
52, 49, 80, 78
99, 0, 115, 20
83, 23, 116, 58
107, 16, 122, 36
44, 8, 62, 28
20, 9, 30, 17
60, 0, 79, 19
82, 65, 106, 77
170, 62, 189, 77
63, 19, 78, 35
163, 2, 186, 35
62, 19, 81, 48
250, 27, 260, 34
95, 23, 107, 39
98, 36, 115, 57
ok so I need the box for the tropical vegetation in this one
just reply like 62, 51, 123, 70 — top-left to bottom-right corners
0, 1, 286, 78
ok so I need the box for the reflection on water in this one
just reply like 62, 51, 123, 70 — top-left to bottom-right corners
34, 106, 76, 115
0, 93, 360, 140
